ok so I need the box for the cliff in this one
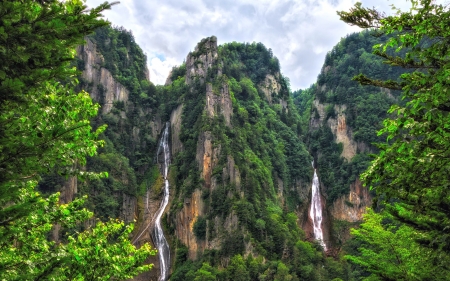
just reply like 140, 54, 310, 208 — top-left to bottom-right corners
299, 31, 404, 251
77, 38, 129, 114
162, 36, 322, 281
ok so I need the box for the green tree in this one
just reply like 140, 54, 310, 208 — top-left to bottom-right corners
346, 209, 446, 280
338, 0, 450, 278
193, 263, 217, 281
0, 0, 155, 279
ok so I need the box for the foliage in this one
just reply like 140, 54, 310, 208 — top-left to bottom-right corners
0, 0, 155, 279
0, 184, 155, 280
193, 216, 207, 240
0, 0, 109, 106
88, 26, 156, 105
339, 0, 450, 278
346, 209, 448, 280
219, 42, 280, 85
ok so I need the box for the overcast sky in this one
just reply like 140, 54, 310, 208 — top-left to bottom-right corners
85, 0, 417, 90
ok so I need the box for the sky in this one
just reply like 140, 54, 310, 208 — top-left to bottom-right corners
85, 0, 416, 90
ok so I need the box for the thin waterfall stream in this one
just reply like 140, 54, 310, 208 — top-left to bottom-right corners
310, 162, 326, 251
153, 122, 171, 281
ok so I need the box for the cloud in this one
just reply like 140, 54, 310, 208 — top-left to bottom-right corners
86, 0, 431, 90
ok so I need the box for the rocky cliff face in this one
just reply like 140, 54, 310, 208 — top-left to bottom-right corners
205, 82, 233, 127
170, 104, 183, 155
311, 99, 358, 160
186, 36, 219, 85
77, 38, 129, 114
330, 179, 371, 222
172, 37, 242, 259
309, 94, 372, 224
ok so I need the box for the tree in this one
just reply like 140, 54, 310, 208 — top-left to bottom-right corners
338, 0, 450, 277
346, 209, 445, 281
0, 0, 155, 279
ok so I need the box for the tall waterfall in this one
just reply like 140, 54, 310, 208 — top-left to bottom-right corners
153, 122, 171, 281
310, 165, 326, 251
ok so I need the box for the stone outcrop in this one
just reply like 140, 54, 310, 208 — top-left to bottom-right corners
59, 176, 77, 204
311, 99, 358, 160
330, 179, 371, 222
77, 38, 129, 114
205, 82, 233, 127
222, 156, 241, 191
196, 131, 221, 189
259, 74, 281, 104
121, 194, 137, 223
52, 176, 77, 242
186, 36, 218, 84
259, 73, 288, 112
170, 104, 184, 156
150, 115, 163, 139
175, 189, 205, 259
173, 36, 246, 260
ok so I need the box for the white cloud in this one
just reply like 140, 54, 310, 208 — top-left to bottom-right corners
149, 56, 178, 85
85, 0, 441, 90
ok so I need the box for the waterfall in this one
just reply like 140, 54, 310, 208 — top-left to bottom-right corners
153, 122, 171, 281
310, 165, 326, 251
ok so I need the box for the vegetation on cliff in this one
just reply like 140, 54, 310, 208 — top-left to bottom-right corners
293, 30, 403, 203
163, 38, 353, 280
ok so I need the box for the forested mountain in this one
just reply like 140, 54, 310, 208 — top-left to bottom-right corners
3, 0, 449, 280
71, 27, 347, 280
0, 0, 450, 281
57, 23, 413, 280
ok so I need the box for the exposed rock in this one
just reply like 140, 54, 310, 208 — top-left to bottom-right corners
185, 36, 218, 84
121, 194, 137, 224
259, 74, 281, 104
327, 104, 357, 160
52, 176, 78, 242
205, 82, 233, 127
380, 87, 395, 99
131, 186, 165, 281
310, 99, 326, 129
330, 179, 371, 222
151, 115, 163, 139
280, 99, 288, 112
143, 64, 150, 82
222, 156, 241, 190
170, 104, 184, 156
77, 38, 129, 114
277, 177, 284, 205
206, 211, 239, 252
196, 132, 221, 189
175, 189, 205, 259
311, 100, 358, 160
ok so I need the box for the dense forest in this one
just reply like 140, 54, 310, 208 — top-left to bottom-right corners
1, 0, 450, 280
